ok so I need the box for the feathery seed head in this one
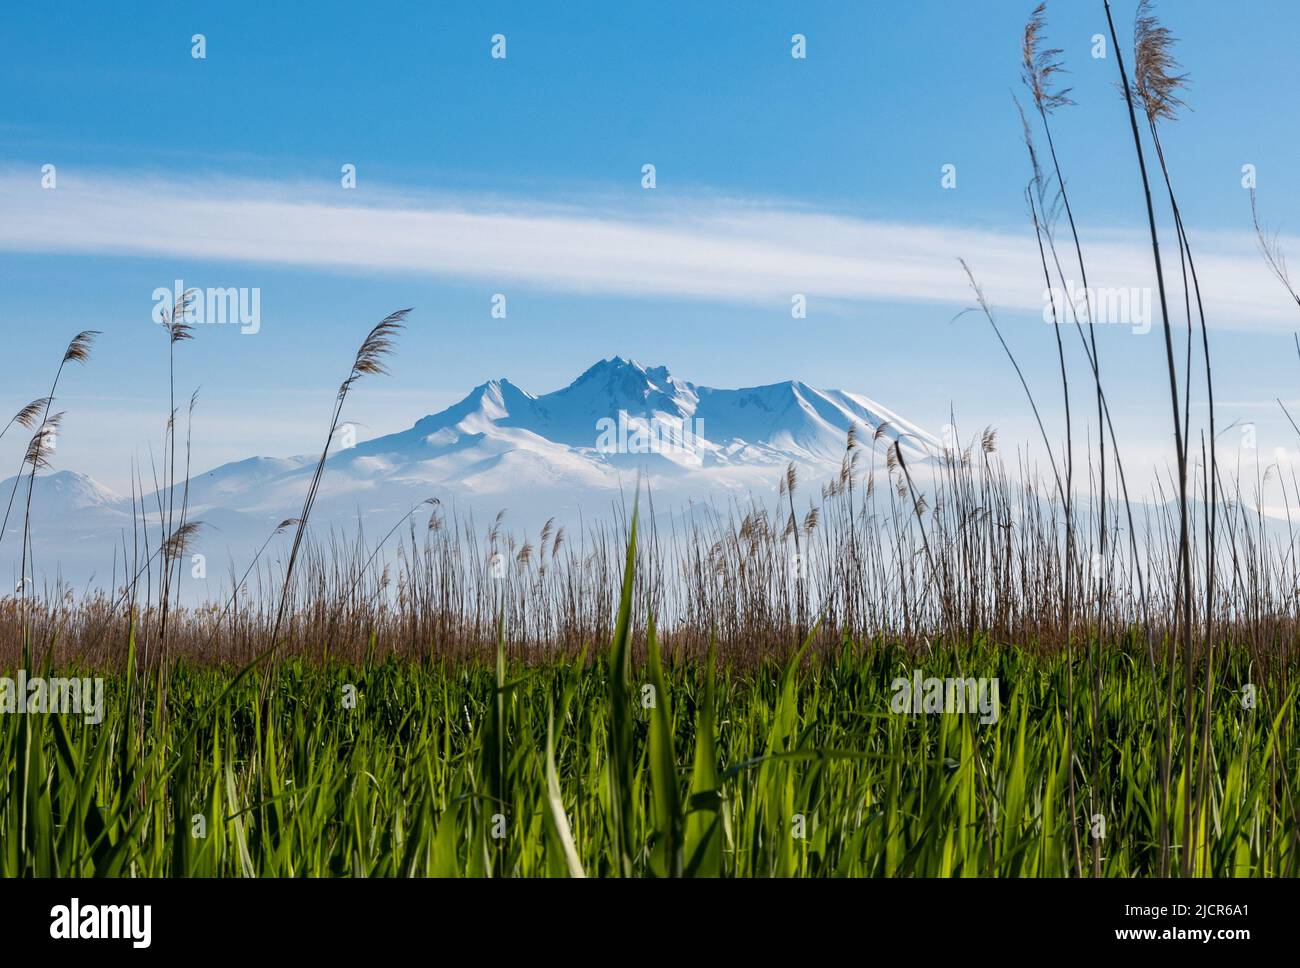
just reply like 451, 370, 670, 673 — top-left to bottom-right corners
1022, 3, 1073, 114
63, 330, 101, 364
340, 308, 411, 397
1134, 0, 1188, 123
12, 397, 52, 431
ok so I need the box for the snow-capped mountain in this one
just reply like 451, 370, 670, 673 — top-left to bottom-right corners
176, 357, 938, 511
3, 358, 938, 593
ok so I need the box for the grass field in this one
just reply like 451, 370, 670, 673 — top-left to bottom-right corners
4, 525, 1297, 878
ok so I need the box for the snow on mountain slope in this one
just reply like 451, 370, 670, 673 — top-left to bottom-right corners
317, 357, 936, 482
17, 358, 940, 525
184, 455, 313, 510
0, 469, 122, 513
693, 380, 931, 463
132, 357, 943, 551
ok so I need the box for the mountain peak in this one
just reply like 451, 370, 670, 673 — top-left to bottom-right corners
576, 356, 650, 380
0, 469, 120, 512
568, 357, 692, 414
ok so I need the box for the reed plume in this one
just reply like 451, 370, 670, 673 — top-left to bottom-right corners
271, 309, 411, 649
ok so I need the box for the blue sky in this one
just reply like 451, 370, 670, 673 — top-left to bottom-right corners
3, 0, 1300, 491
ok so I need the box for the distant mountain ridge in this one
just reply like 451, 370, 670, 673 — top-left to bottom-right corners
3, 358, 939, 591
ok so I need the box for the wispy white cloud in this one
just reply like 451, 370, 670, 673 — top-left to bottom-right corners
1, 168, 1296, 329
